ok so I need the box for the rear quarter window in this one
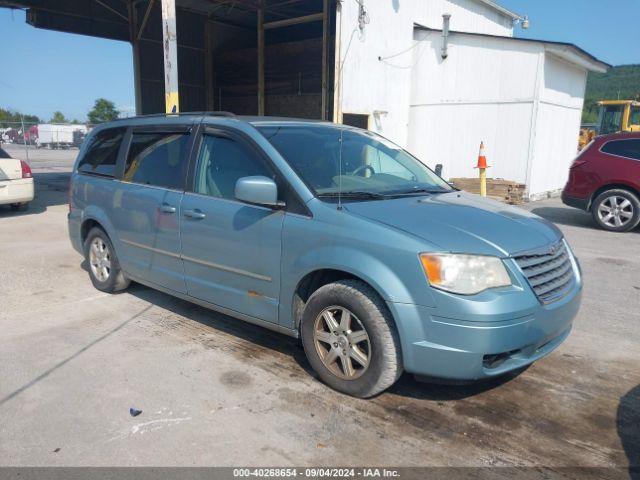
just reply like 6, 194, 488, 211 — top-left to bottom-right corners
77, 127, 126, 177
601, 139, 640, 161
0, 148, 11, 159
123, 132, 190, 190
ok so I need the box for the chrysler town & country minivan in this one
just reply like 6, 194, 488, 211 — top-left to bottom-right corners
68, 113, 582, 397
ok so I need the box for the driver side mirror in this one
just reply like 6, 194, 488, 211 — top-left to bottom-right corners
235, 176, 285, 208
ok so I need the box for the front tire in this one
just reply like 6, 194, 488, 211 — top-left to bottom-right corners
591, 189, 640, 232
300, 280, 403, 398
84, 227, 130, 293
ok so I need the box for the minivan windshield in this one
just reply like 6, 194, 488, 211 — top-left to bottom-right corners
258, 125, 451, 199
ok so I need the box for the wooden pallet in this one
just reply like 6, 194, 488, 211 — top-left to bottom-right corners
450, 178, 527, 204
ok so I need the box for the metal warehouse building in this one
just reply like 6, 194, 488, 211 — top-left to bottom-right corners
2, 0, 609, 198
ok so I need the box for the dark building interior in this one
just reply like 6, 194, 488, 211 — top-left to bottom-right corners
3, 0, 336, 118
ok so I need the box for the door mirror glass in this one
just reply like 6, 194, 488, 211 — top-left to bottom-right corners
235, 176, 282, 207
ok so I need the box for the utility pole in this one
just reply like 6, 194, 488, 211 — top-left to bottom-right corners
161, 0, 179, 113
128, 0, 142, 115
321, 0, 329, 120
20, 115, 30, 163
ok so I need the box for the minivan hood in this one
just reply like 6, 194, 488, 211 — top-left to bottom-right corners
344, 192, 562, 257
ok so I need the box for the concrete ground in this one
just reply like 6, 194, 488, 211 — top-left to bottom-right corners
0, 143, 638, 472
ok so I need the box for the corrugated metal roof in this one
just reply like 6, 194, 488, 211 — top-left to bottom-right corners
414, 24, 611, 71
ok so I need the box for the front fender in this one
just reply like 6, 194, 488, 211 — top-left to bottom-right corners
293, 246, 418, 305
277, 208, 439, 330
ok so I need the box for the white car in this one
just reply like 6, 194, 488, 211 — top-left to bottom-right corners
0, 147, 34, 210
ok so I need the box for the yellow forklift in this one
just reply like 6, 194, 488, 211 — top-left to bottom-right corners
579, 100, 640, 148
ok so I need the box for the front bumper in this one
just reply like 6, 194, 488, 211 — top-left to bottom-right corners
388, 284, 581, 380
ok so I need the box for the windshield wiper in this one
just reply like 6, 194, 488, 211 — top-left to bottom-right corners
317, 191, 387, 199
385, 187, 450, 196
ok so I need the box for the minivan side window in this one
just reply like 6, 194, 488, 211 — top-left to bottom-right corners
601, 139, 640, 161
123, 132, 190, 189
77, 127, 126, 177
194, 134, 273, 200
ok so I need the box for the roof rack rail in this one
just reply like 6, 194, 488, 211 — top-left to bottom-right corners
190, 111, 236, 117
205, 111, 236, 117
113, 111, 236, 121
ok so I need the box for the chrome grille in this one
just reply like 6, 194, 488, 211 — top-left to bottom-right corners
513, 241, 575, 304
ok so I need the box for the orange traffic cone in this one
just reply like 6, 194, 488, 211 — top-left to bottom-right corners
476, 142, 488, 169
474, 141, 489, 196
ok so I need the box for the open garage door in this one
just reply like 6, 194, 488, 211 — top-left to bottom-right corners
130, 0, 337, 118
211, 0, 336, 119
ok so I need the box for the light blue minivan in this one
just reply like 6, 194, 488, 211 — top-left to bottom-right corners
68, 113, 582, 397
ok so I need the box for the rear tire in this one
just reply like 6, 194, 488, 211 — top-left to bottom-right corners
10, 202, 28, 211
84, 227, 130, 293
591, 189, 640, 232
300, 280, 403, 398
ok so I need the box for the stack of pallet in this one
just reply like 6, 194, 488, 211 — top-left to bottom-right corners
449, 178, 526, 204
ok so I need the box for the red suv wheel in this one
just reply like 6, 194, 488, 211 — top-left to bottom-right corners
591, 189, 640, 232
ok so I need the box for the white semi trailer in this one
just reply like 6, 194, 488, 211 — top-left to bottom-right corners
33, 124, 88, 149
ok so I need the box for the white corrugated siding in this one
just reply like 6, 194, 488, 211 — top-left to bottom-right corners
337, 1, 590, 198
337, 0, 514, 145
407, 30, 541, 184
528, 55, 587, 198
406, 32, 588, 198
416, 0, 515, 35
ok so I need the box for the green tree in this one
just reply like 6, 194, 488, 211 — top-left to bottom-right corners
0, 108, 40, 128
87, 98, 119, 124
50, 111, 69, 123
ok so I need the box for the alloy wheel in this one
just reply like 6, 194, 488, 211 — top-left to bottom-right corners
313, 306, 371, 380
89, 237, 111, 282
597, 195, 634, 228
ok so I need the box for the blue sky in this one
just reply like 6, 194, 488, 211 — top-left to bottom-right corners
0, 9, 135, 122
501, 0, 640, 66
1, 1, 639, 121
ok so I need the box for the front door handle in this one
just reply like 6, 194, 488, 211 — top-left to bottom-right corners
160, 203, 176, 214
184, 209, 206, 220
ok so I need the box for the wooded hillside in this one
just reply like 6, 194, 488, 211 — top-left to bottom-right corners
582, 64, 640, 123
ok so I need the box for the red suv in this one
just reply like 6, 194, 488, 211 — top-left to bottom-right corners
562, 132, 640, 232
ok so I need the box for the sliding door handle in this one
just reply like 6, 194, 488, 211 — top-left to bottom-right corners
160, 203, 176, 214
184, 209, 206, 220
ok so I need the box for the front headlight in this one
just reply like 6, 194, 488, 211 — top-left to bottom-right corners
419, 253, 512, 295
562, 238, 581, 282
